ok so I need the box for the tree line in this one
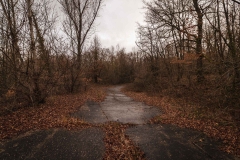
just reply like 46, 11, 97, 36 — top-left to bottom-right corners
0, 0, 104, 112
133, 0, 240, 109
0, 0, 239, 113
0, 0, 136, 113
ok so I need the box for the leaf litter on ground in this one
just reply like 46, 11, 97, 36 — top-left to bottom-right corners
122, 87, 240, 157
0, 85, 146, 159
101, 122, 145, 160
0, 84, 106, 140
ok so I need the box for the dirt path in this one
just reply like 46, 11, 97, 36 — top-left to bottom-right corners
0, 86, 237, 160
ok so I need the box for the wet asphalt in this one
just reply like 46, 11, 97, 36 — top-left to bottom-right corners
0, 86, 238, 160
72, 86, 160, 124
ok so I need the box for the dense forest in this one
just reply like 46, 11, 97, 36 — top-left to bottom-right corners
0, 0, 239, 119
0, 0, 240, 157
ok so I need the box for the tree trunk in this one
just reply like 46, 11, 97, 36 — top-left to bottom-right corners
192, 0, 204, 82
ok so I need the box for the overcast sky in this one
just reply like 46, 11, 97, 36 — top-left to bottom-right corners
53, 0, 146, 52
94, 0, 145, 52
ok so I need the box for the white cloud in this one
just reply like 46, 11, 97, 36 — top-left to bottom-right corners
95, 0, 145, 52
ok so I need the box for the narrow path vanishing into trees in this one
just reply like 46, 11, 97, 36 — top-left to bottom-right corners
72, 86, 160, 124
0, 86, 236, 160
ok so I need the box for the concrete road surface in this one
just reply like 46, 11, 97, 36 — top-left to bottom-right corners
0, 86, 237, 160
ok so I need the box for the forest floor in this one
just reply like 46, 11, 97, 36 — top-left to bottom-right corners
0, 84, 239, 159
123, 84, 240, 157
0, 84, 107, 140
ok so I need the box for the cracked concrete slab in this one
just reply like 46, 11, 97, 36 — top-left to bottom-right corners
72, 101, 108, 124
0, 128, 105, 160
126, 124, 235, 160
0, 130, 52, 160
0, 86, 237, 160
73, 86, 161, 124
33, 128, 105, 160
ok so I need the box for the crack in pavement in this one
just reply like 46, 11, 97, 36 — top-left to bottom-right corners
0, 86, 237, 160
100, 103, 109, 121
73, 86, 161, 125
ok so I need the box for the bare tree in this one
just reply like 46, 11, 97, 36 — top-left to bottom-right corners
192, 0, 204, 82
139, 0, 215, 82
0, 0, 61, 110
58, 0, 103, 92
232, 0, 240, 4
58, 0, 102, 65
90, 36, 103, 83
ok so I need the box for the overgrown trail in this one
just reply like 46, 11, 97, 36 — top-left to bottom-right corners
72, 86, 160, 124
0, 86, 237, 160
